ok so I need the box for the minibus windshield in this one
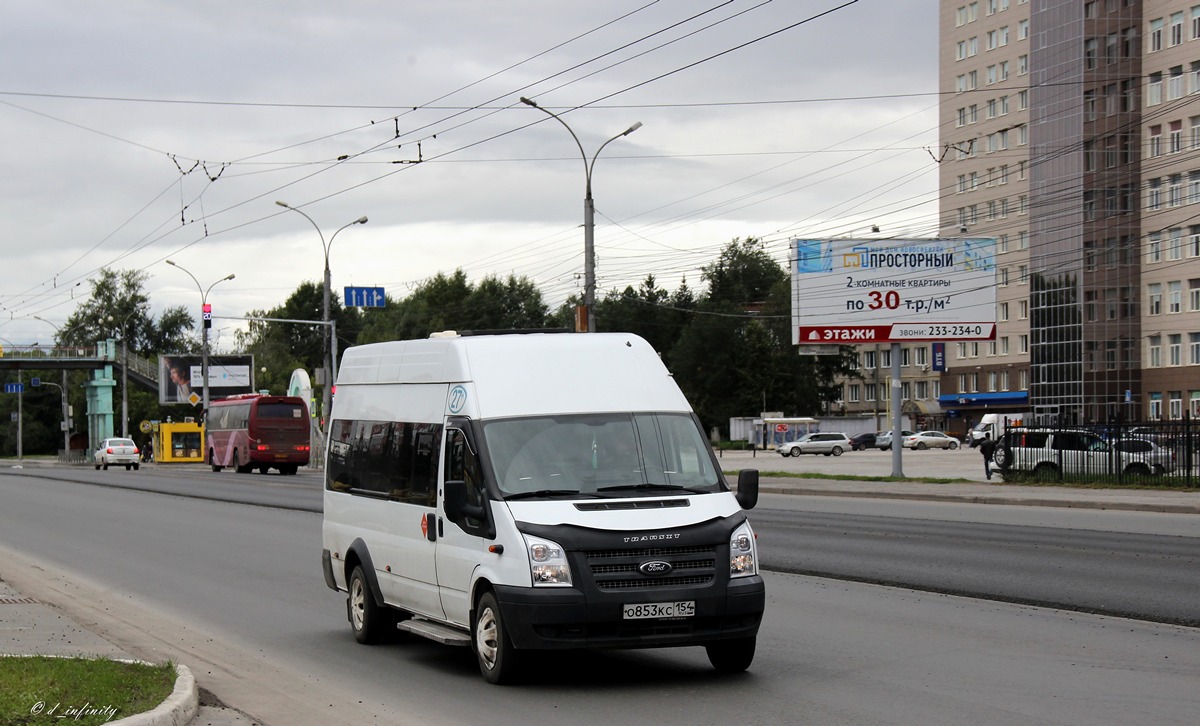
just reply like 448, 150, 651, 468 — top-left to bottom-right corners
483, 413, 722, 498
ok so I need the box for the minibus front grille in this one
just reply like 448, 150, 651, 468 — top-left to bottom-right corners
594, 575, 713, 590
583, 544, 718, 591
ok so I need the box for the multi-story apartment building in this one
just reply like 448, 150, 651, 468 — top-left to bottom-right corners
834, 0, 1200, 431
1139, 1, 1200, 419
939, 0, 1035, 432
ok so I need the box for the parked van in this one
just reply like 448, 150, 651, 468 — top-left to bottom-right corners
321, 331, 764, 684
969, 413, 1024, 445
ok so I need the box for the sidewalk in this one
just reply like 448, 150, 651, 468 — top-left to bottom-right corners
0, 579, 254, 726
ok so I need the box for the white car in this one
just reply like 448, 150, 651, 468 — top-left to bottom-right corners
95, 438, 140, 471
902, 431, 960, 450
778, 432, 852, 457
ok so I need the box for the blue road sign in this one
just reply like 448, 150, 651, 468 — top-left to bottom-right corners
4, 383, 25, 393
344, 286, 386, 308
31, 377, 41, 387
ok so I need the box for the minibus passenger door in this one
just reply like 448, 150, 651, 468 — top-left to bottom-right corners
438, 424, 491, 626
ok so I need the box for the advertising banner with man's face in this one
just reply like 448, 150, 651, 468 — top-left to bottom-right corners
158, 354, 255, 405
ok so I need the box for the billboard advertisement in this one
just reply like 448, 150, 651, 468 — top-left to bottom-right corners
791, 238, 997, 345
159, 354, 255, 405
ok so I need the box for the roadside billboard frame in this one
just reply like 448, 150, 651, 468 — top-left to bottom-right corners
790, 237, 997, 345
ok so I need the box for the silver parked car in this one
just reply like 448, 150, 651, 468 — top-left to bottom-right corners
1110, 437, 1176, 474
95, 437, 140, 471
876, 430, 916, 451
778, 432, 852, 457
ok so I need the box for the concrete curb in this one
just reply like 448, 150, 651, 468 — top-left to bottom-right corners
112, 663, 198, 726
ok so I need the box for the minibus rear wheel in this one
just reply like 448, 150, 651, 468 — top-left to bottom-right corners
348, 565, 392, 645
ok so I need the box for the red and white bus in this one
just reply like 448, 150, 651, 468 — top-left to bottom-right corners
206, 394, 311, 475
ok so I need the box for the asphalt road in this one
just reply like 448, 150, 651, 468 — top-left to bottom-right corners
1, 467, 1198, 724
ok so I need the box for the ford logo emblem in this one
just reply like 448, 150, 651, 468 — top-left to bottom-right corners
639, 560, 673, 576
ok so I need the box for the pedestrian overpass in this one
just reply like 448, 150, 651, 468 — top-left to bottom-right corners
0, 339, 163, 456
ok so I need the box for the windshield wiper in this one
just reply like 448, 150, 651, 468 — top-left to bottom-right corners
503, 489, 601, 501
596, 483, 710, 494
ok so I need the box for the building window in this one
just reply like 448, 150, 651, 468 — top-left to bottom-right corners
1149, 126, 1162, 157
1171, 335, 1183, 366
1190, 333, 1200, 364
1190, 279, 1200, 310
866, 383, 877, 402
1151, 17, 1164, 52
1170, 393, 1184, 420
848, 384, 861, 403
1149, 283, 1163, 315
1170, 66, 1185, 100
1019, 335, 1028, 354
1019, 300, 1028, 319
1149, 232, 1162, 262
1170, 281, 1183, 312
1150, 336, 1162, 366
1149, 72, 1164, 105
1171, 12, 1185, 46
1018, 18, 1029, 39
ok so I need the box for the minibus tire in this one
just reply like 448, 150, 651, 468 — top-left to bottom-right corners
474, 592, 519, 684
348, 565, 391, 645
706, 636, 756, 673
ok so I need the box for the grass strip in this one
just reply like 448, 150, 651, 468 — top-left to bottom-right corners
0, 656, 175, 725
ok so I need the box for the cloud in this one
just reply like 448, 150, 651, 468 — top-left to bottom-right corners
1, 0, 939, 345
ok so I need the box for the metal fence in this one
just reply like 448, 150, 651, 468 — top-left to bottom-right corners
993, 418, 1200, 487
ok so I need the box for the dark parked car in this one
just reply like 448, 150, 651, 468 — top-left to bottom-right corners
849, 432, 877, 451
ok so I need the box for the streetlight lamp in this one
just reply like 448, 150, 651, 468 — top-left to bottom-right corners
165, 260, 235, 415
275, 200, 368, 428
519, 96, 642, 333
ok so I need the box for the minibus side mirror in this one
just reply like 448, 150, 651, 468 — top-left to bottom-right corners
444, 479, 486, 522
735, 469, 759, 510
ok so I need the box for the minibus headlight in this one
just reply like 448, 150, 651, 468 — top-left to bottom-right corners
523, 534, 572, 587
729, 521, 757, 578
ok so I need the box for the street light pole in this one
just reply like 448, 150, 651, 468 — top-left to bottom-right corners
34, 317, 75, 454
275, 201, 368, 428
519, 96, 641, 333
166, 260, 235, 415
107, 309, 141, 438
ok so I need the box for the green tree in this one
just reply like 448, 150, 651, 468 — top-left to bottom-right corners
592, 274, 694, 366
669, 239, 855, 435
358, 270, 548, 343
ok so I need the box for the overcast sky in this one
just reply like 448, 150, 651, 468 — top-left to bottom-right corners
0, 0, 939, 349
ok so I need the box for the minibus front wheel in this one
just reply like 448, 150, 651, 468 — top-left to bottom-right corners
474, 591, 520, 684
